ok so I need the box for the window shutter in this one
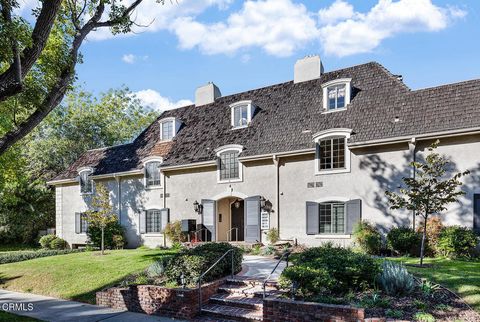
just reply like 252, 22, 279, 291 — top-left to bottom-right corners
346, 199, 362, 234
244, 196, 261, 242
160, 208, 170, 232
139, 211, 147, 234
306, 202, 319, 235
474, 194, 480, 233
202, 199, 216, 241
75, 212, 81, 234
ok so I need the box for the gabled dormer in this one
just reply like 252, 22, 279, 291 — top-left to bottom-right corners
159, 117, 181, 141
78, 166, 94, 195
230, 100, 256, 129
322, 78, 352, 112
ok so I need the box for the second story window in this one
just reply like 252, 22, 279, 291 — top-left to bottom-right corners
143, 157, 163, 188
230, 101, 255, 129
313, 129, 352, 175
159, 117, 181, 141
79, 168, 93, 194
328, 84, 346, 110
215, 145, 243, 183
322, 78, 351, 112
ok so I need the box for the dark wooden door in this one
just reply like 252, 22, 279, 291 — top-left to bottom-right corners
231, 200, 244, 241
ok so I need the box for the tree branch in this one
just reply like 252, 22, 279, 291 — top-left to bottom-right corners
93, 0, 143, 28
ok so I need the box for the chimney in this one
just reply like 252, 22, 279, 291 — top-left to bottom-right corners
294, 55, 324, 84
195, 82, 221, 106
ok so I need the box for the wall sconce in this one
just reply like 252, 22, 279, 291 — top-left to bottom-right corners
193, 200, 203, 214
234, 199, 241, 209
260, 196, 272, 212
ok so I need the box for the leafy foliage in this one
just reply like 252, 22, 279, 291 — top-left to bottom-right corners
50, 237, 68, 249
387, 227, 421, 256
353, 220, 383, 255
378, 261, 415, 296
279, 265, 333, 298
39, 234, 57, 249
0, 249, 83, 264
436, 226, 478, 258
163, 220, 187, 243
266, 228, 279, 244
417, 216, 444, 256
147, 257, 173, 278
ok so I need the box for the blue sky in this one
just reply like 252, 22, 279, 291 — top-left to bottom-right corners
19, 0, 480, 110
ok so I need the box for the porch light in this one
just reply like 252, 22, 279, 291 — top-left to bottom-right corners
234, 199, 241, 209
260, 196, 272, 212
193, 200, 203, 214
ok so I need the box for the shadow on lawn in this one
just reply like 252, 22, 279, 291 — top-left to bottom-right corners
0, 273, 22, 285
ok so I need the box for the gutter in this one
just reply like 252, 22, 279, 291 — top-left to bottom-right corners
238, 148, 316, 162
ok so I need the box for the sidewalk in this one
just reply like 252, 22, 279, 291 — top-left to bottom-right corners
239, 255, 287, 279
0, 290, 182, 322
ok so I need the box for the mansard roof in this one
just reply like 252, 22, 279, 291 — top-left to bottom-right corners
53, 61, 480, 181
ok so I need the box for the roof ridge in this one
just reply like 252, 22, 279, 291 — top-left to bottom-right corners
411, 78, 480, 93
85, 142, 133, 152
369, 61, 410, 91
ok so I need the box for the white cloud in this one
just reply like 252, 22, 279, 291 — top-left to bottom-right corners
14, 0, 40, 16
318, 0, 467, 57
318, 0, 355, 25
122, 54, 136, 64
134, 89, 192, 112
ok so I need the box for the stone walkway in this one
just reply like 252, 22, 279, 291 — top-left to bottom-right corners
238, 255, 287, 280
0, 290, 182, 322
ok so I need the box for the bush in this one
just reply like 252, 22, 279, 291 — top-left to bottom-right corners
0, 249, 83, 264
147, 256, 172, 278
436, 226, 478, 258
39, 234, 57, 249
266, 228, 279, 244
164, 221, 187, 244
353, 221, 382, 255
50, 237, 68, 250
281, 244, 380, 297
387, 227, 421, 256
112, 235, 124, 249
86, 219, 124, 249
165, 242, 242, 285
378, 261, 415, 296
279, 266, 333, 298
417, 216, 444, 256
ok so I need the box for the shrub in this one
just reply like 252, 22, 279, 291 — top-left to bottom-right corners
437, 226, 478, 258
281, 244, 380, 297
266, 228, 279, 244
417, 216, 444, 256
50, 237, 68, 250
165, 242, 242, 285
39, 234, 57, 249
387, 227, 421, 256
164, 221, 187, 244
147, 256, 172, 278
112, 235, 124, 249
353, 221, 382, 255
261, 245, 276, 256
0, 249, 83, 264
86, 219, 124, 249
279, 266, 333, 298
378, 261, 415, 296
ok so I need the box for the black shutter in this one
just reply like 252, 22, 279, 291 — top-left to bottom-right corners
306, 202, 319, 235
346, 199, 362, 234
202, 200, 216, 241
244, 196, 261, 242
160, 208, 170, 232
75, 212, 81, 234
139, 210, 147, 234
474, 194, 480, 233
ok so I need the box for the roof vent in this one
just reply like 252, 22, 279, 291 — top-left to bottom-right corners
195, 82, 221, 106
294, 55, 324, 84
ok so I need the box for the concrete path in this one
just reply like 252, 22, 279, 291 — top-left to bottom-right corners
238, 255, 287, 280
0, 290, 183, 322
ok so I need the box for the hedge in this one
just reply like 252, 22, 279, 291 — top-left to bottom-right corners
0, 249, 84, 264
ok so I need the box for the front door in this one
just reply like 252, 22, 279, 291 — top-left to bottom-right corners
231, 200, 245, 241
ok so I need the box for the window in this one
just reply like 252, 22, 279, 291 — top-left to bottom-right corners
230, 101, 255, 129
319, 202, 345, 234
319, 137, 345, 170
322, 78, 351, 112
80, 213, 89, 233
215, 145, 243, 183
159, 117, 181, 140
145, 161, 161, 187
146, 209, 161, 233
79, 169, 93, 194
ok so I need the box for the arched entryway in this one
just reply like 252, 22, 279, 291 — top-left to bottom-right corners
216, 197, 244, 242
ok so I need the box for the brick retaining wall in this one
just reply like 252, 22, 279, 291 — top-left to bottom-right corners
96, 278, 225, 320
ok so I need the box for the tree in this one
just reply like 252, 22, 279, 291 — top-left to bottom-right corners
0, 0, 164, 155
85, 183, 117, 255
386, 140, 469, 265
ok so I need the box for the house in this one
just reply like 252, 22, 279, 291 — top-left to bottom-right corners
48, 56, 480, 249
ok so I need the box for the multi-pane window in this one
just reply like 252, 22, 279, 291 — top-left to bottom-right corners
328, 84, 346, 110
319, 202, 345, 234
319, 138, 345, 170
161, 120, 174, 140
79, 170, 93, 194
145, 161, 161, 187
233, 105, 248, 128
146, 209, 161, 233
219, 151, 240, 181
80, 213, 89, 233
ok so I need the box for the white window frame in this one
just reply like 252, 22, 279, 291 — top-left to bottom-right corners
230, 101, 255, 129
215, 145, 244, 183
78, 167, 94, 195
80, 212, 89, 233
313, 128, 352, 175
322, 78, 351, 112
142, 157, 163, 189
159, 117, 181, 141
145, 209, 162, 234
318, 201, 347, 235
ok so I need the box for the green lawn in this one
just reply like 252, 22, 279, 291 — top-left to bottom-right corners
389, 257, 480, 312
0, 248, 175, 304
0, 311, 40, 322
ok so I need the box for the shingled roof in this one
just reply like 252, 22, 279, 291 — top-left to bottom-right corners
53, 61, 480, 181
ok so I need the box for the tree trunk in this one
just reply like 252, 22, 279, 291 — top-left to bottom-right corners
101, 227, 104, 255
419, 215, 428, 266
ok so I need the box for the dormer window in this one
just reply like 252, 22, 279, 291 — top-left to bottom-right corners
215, 145, 243, 183
230, 101, 255, 129
313, 129, 352, 175
159, 117, 181, 141
143, 157, 163, 189
322, 78, 351, 112
78, 167, 93, 194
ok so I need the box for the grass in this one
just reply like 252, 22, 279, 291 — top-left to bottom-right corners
0, 248, 176, 304
389, 257, 480, 312
0, 311, 40, 321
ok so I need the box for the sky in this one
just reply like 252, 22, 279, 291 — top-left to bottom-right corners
16, 0, 480, 112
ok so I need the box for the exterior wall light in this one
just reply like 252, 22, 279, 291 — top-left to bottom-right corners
193, 200, 203, 214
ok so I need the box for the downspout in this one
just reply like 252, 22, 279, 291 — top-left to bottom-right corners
162, 170, 167, 247
114, 175, 121, 224
409, 137, 417, 230
273, 155, 280, 234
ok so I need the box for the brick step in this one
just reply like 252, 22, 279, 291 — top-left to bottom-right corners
210, 293, 264, 310
226, 277, 279, 288
193, 315, 238, 322
201, 303, 263, 322
218, 284, 285, 298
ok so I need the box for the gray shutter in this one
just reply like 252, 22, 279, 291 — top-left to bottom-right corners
244, 196, 261, 242
160, 208, 170, 232
474, 194, 480, 232
346, 199, 362, 234
306, 202, 319, 235
139, 210, 146, 234
75, 212, 81, 234
202, 199, 216, 241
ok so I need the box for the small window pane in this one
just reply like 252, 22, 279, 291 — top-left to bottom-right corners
319, 138, 345, 171
233, 105, 249, 127
162, 121, 174, 140
146, 210, 161, 233
327, 84, 346, 110
219, 151, 240, 180
319, 202, 345, 234
80, 213, 89, 233
80, 171, 92, 194
146, 162, 161, 187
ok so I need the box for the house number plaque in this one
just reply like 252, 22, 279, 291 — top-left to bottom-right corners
261, 211, 270, 230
